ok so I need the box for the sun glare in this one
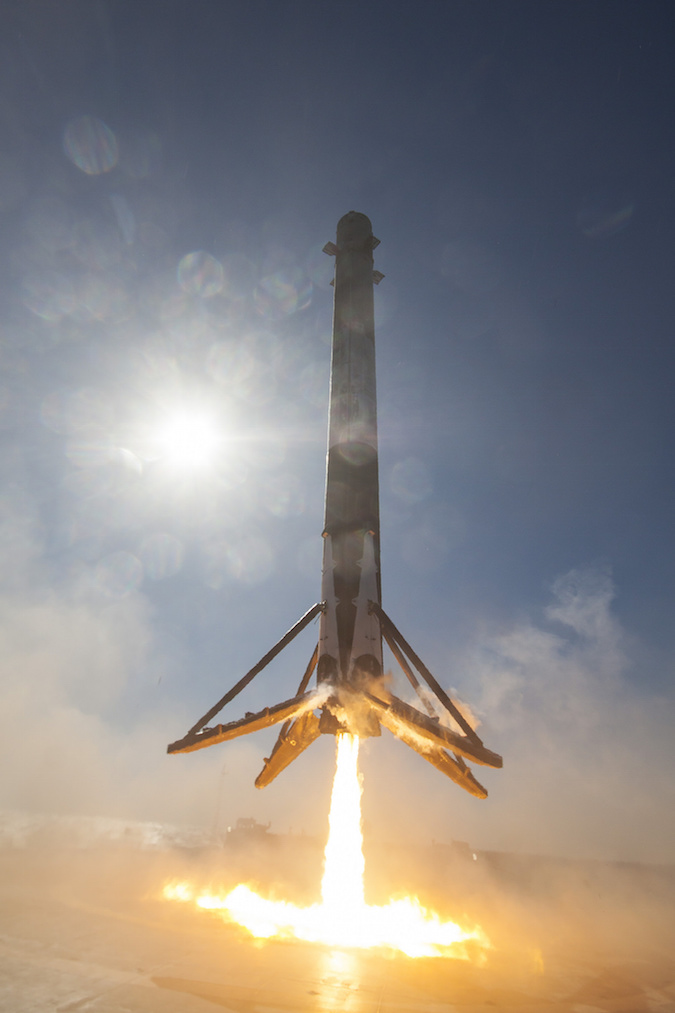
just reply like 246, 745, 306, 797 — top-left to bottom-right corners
152, 409, 222, 470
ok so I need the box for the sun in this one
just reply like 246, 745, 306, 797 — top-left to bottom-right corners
152, 409, 223, 470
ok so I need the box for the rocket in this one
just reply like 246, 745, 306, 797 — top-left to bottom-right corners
317, 211, 383, 736
168, 213, 502, 798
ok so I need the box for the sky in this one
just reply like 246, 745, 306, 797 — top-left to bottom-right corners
0, 0, 674, 864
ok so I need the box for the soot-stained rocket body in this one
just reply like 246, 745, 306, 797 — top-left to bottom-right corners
318, 212, 383, 737
168, 213, 502, 798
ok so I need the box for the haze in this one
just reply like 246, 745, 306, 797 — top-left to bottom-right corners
0, 0, 673, 867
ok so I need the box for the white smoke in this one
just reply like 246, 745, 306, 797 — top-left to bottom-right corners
2, 470, 672, 864
363, 566, 675, 864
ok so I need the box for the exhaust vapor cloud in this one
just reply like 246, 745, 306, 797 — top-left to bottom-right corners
1, 476, 671, 866
362, 567, 674, 864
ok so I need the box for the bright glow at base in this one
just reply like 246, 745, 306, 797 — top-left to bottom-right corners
164, 734, 491, 959
152, 410, 222, 469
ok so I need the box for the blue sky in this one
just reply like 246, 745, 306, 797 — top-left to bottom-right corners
0, 0, 673, 862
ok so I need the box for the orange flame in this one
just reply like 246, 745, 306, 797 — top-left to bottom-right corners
164, 734, 490, 959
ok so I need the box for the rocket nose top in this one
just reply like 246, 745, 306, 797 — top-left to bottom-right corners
337, 211, 374, 248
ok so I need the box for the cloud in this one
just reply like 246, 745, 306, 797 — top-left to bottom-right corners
0, 492, 256, 830
1, 582, 174, 817
361, 566, 674, 864
464, 566, 675, 863
1, 486, 672, 868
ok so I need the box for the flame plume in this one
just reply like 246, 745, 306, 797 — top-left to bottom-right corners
164, 734, 490, 959
321, 734, 365, 916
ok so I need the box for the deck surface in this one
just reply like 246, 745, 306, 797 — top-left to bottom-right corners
1, 844, 673, 1012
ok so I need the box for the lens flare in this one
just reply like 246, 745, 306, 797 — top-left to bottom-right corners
63, 115, 118, 175
178, 251, 224, 297
164, 734, 490, 959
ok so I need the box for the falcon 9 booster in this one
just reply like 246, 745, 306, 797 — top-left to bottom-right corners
317, 211, 383, 736
168, 213, 502, 798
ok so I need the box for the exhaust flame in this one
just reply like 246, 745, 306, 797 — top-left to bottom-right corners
164, 734, 490, 959
321, 732, 365, 916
